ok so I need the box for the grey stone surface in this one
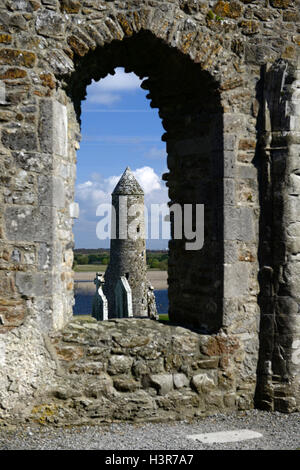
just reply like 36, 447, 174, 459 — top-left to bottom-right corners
223, 263, 250, 299
224, 207, 255, 242
15, 272, 53, 298
39, 100, 68, 157
149, 373, 173, 396
173, 373, 189, 389
36, 10, 66, 38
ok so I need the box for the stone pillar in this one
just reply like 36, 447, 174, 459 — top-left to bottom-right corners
255, 58, 300, 412
2, 97, 77, 332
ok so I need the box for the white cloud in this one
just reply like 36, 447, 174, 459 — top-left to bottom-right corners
86, 68, 142, 107
88, 92, 121, 106
144, 146, 166, 160
94, 68, 141, 91
74, 167, 170, 247
74, 166, 168, 221
76, 180, 107, 205
76, 167, 164, 204
133, 166, 161, 194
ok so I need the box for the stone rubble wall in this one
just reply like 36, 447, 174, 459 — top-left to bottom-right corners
28, 318, 255, 425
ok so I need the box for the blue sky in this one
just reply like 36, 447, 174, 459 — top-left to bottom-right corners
73, 68, 169, 250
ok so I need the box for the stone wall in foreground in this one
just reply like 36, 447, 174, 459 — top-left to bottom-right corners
26, 318, 256, 426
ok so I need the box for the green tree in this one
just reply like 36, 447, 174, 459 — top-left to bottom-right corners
77, 254, 89, 265
150, 259, 160, 269
88, 253, 101, 264
158, 260, 168, 271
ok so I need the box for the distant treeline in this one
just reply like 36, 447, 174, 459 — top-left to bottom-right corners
73, 249, 168, 270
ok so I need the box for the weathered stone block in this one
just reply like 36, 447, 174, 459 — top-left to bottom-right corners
237, 393, 253, 410
39, 99, 68, 157
55, 344, 84, 362
36, 10, 66, 38
113, 390, 156, 420
69, 202, 79, 219
149, 374, 173, 395
107, 355, 133, 375
15, 272, 52, 297
193, 357, 220, 369
38, 243, 52, 269
0, 33, 12, 44
0, 299, 26, 328
44, 49, 74, 75
270, 0, 292, 8
224, 206, 255, 241
224, 262, 250, 298
205, 391, 225, 409
13, 151, 53, 173
213, 1, 243, 19
69, 361, 106, 375
224, 150, 236, 178
173, 373, 189, 389
60, 0, 81, 14
224, 392, 237, 408
5, 206, 53, 242
67, 35, 90, 57
85, 373, 114, 398
2, 128, 38, 151
0, 49, 36, 67
191, 372, 216, 394
171, 333, 199, 354
113, 377, 140, 392
224, 178, 235, 205
38, 175, 65, 208
40, 73, 56, 90
274, 396, 297, 412
133, 358, 165, 377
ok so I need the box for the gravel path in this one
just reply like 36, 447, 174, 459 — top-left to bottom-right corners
0, 410, 299, 450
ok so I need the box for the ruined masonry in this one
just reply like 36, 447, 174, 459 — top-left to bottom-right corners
0, 0, 299, 424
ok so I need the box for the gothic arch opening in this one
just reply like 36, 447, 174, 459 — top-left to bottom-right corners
65, 31, 224, 332
71, 66, 168, 318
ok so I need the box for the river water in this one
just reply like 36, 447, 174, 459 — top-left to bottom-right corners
73, 289, 168, 316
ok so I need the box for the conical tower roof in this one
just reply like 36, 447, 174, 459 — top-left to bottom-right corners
112, 167, 144, 195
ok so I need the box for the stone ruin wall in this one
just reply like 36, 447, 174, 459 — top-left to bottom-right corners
0, 0, 299, 421
11, 318, 257, 425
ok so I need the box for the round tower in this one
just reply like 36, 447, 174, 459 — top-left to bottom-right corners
104, 167, 151, 318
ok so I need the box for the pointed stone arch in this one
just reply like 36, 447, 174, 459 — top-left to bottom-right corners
52, 28, 239, 333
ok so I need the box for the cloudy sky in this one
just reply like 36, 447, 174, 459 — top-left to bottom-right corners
73, 68, 169, 249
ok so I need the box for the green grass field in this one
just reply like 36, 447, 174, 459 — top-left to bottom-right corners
74, 264, 107, 272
